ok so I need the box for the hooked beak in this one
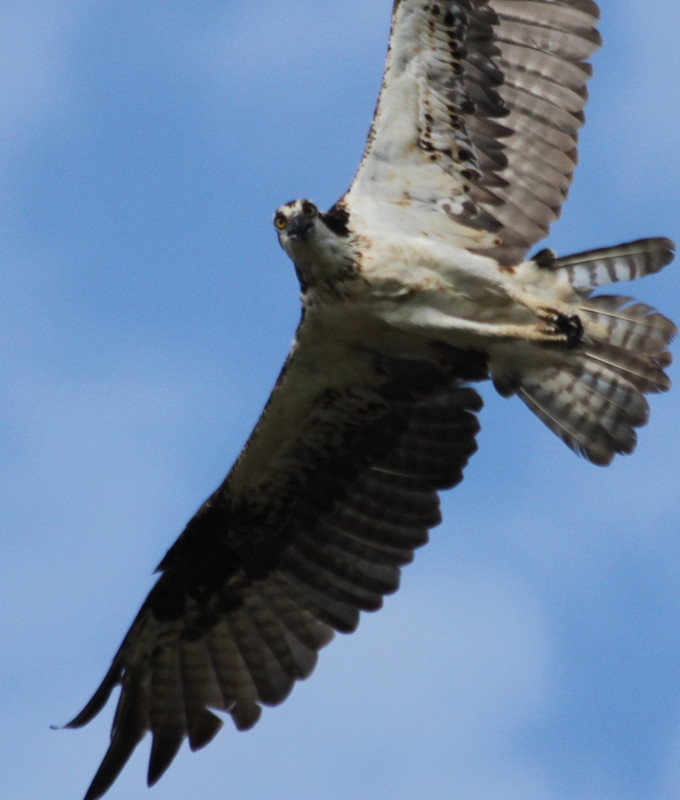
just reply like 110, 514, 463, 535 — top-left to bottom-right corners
287, 214, 314, 242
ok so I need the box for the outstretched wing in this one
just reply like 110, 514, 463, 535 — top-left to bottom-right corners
342, 0, 601, 266
67, 318, 486, 800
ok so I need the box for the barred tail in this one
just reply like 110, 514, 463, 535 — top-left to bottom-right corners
517, 238, 675, 465
535, 237, 674, 292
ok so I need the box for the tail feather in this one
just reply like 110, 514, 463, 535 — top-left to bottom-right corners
513, 238, 675, 464
517, 367, 643, 465
545, 237, 674, 292
579, 295, 674, 354
577, 360, 649, 422
581, 341, 670, 394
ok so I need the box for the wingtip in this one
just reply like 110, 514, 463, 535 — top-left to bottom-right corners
658, 237, 676, 266
80, 715, 148, 800
82, 780, 106, 800
147, 733, 184, 788
63, 659, 123, 729
81, 759, 119, 800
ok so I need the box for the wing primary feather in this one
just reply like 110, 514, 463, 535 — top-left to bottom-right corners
179, 638, 224, 751
81, 676, 148, 800
64, 659, 122, 730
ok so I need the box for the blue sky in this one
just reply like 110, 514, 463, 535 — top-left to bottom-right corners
2, 2, 680, 799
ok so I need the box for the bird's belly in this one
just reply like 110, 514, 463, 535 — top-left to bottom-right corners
359, 237, 530, 325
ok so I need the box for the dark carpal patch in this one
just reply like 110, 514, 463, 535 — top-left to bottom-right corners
321, 202, 351, 237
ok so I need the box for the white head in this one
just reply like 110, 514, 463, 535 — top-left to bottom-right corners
273, 199, 355, 291
273, 199, 321, 250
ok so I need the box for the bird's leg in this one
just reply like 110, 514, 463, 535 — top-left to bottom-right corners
508, 289, 584, 348
382, 303, 583, 346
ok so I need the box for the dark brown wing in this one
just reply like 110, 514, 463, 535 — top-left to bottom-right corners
66, 327, 487, 800
343, 0, 601, 266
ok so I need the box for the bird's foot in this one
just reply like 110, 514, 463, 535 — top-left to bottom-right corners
536, 307, 583, 348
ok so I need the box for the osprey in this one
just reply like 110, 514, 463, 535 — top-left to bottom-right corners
67, 2, 674, 798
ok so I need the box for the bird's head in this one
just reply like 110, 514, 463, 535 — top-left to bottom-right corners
273, 198, 354, 291
273, 199, 321, 250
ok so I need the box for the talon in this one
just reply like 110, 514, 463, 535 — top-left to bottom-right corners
558, 313, 583, 348
536, 308, 583, 347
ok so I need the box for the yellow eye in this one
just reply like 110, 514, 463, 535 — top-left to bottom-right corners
274, 213, 287, 230
302, 202, 317, 218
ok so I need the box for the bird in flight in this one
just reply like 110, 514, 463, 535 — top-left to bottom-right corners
66, 2, 674, 798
